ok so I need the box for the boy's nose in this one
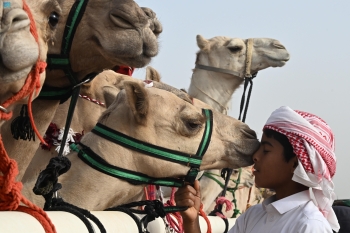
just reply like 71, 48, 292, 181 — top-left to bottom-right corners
252, 147, 261, 162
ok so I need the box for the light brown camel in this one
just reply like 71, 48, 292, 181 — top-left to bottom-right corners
1, 0, 162, 180
22, 67, 161, 184
188, 35, 290, 214
23, 78, 260, 210
0, 0, 61, 125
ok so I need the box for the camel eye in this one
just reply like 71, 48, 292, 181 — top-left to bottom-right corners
48, 12, 59, 28
227, 46, 242, 53
185, 121, 202, 131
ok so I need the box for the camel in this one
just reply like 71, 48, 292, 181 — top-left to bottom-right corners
187, 35, 290, 214
0, 0, 61, 125
22, 77, 260, 210
1, 0, 162, 180
21, 67, 161, 184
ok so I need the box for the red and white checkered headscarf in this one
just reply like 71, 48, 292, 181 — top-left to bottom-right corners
264, 106, 339, 232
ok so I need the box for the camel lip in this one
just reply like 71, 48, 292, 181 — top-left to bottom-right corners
265, 55, 290, 63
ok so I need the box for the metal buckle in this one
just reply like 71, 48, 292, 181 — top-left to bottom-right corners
0, 105, 9, 113
72, 78, 91, 89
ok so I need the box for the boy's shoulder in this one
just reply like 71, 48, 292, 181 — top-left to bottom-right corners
291, 201, 333, 232
300, 201, 327, 221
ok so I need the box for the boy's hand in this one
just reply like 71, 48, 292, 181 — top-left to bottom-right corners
175, 180, 201, 222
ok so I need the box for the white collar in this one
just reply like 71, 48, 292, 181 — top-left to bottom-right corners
263, 190, 311, 214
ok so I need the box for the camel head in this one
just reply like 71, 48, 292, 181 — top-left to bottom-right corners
0, 0, 60, 115
45, 0, 162, 87
196, 35, 290, 76
188, 35, 290, 113
96, 81, 260, 179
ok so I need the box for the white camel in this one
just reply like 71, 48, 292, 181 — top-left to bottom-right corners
1, 0, 163, 180
188, 35, 290, 215
22, 74, 260, 210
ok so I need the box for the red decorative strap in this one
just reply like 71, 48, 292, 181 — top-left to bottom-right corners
79, 94, 106, 107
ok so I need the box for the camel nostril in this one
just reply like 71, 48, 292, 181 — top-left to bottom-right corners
4, 9, 30, 33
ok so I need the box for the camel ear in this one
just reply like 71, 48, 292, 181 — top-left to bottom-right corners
102, 86, 121, 108
145, 66, 161, 82
196, 34, 210, 51
124, 81, 149, 124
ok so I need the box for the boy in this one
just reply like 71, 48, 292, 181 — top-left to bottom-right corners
175, 106, 340, 233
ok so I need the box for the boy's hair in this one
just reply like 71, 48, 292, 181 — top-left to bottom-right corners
263, 128, 296, 162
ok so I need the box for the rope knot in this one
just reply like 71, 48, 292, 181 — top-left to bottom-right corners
0, 178, 22, 210
0, 158, 22, 210
33, 156, 71, 196
144, 200, 166, 219
215, 196, 233, 212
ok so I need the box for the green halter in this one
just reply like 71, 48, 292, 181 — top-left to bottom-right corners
71, 109, 213, 187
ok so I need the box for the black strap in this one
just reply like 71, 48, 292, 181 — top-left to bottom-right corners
56, 86, 81, 157
75, 142, 186, 187
106, 200, 188, 232
37, 85, 73, 103
46, 0, 90, 79
238, 74, 256, 122
42, 0, 92, 101
91, 123, 202, 168
219, 72, 257, 212
45, 198, 106, 233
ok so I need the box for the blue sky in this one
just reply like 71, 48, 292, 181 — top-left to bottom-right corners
134, 1, 350, 199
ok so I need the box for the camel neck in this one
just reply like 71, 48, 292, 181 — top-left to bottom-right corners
188, 69, 243, 114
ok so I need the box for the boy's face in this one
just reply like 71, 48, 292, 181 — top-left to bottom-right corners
252, 133, 296, 190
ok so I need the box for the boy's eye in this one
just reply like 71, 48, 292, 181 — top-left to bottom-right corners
263, 150, 269, 154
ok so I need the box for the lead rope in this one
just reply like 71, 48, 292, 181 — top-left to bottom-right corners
219, 39, 256, 216
106, 200, 187, 233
